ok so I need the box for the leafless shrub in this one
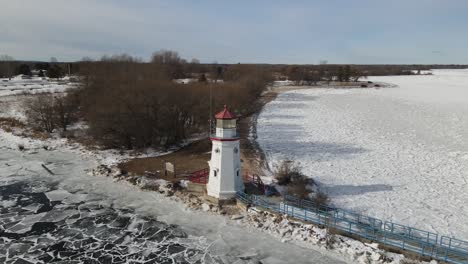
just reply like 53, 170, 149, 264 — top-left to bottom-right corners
313, 191, 330, 208
287, 170, 312, 200
24, 94, 56, 133
0, 117, 25, 129
53, 92, 79, 132
24, 93, 79, 133
274, 161, 299, 185
274, 160, 314, 199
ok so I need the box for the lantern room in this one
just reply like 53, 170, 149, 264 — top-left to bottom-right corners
213, 105, 238, 139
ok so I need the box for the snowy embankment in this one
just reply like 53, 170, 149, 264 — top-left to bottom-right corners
0, 131, 351, 263
1, 126, 434, 264
257, 69, 468, 239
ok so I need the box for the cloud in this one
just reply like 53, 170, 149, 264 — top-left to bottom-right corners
0, 0, 467, 63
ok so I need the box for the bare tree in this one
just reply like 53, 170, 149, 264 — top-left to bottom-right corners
151, 50, 184, 65
72, 54, 272, 149
24, 93, 79, 133
151, 50, 186, 79
53, 94, 79, 132
25, 95, 56, 133
319, 60, 328, 65
351, 68, 366, 82
0, 54, 14, 60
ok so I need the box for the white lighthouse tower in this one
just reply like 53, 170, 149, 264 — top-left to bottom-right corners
207, 105, 244, 199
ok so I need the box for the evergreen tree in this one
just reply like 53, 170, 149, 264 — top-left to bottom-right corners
16, 64, 32, 76
47, 65, 63, 79
337, 66, 344, 82
344, 65, 351, 82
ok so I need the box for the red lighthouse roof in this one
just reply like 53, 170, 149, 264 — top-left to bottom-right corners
215, 105, 236, 119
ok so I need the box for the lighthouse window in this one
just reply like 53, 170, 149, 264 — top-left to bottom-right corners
214, 170, 217, 177
215, 148, 220, 153
216, 119, 236, 129
236, 169, 239, 177
233, 147, 238, 154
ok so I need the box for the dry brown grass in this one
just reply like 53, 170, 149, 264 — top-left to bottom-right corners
119, 138, 211, 179
0, 117, 25, 130
29, 130, 50, 140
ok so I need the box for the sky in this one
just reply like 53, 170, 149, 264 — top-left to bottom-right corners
1, 0, 467, 64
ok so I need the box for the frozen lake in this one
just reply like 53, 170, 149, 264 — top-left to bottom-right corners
0, 134, 344, 263
258, 69, 468, 239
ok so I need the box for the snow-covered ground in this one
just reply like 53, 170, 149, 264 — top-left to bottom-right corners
257, 69, 468, 240
0, 75, 77, 97
0, 128, 346, 263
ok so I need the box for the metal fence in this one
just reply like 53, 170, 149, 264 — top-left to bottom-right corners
189, 168, 209, 184
236, 192, 468, 264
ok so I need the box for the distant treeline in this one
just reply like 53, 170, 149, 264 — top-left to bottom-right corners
15, 50, 468, 150
2, 52, 467, 80
0, 56, 72, 79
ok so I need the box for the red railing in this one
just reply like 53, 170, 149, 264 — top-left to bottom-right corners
244, 173, 265, 194
189, 168, 209, 184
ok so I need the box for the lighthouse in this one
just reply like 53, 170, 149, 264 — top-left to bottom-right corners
207, 105, 244, 199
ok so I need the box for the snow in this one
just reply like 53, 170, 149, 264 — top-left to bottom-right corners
0, 128, 346, 263
1, 73, 448, 263
273, 80, 295, 86
174, 78, 197, 84
0, 75, 78, 97
257, 69, 468, 239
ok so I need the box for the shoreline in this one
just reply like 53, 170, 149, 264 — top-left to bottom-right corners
239, 82, 392, 179
1, 81, 430, 264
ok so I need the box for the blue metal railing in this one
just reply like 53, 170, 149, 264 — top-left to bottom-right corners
236, 192, 468, 264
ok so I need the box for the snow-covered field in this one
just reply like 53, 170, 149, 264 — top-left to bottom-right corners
0, 76, 77, 97
257, 69, 468, 239
0, 75, 79, 121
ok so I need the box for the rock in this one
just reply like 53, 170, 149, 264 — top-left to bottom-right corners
127, 176, 139, 185
370, 252, 381, 262
157, 183, 174, 196
189, 196, 200, 204
92, 165, 111, 176
110, 166, 122, 177
201, 203, 211, 212
231, 215, 244, 220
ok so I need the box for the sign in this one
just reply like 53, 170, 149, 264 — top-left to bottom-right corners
165, 162, 175, 177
